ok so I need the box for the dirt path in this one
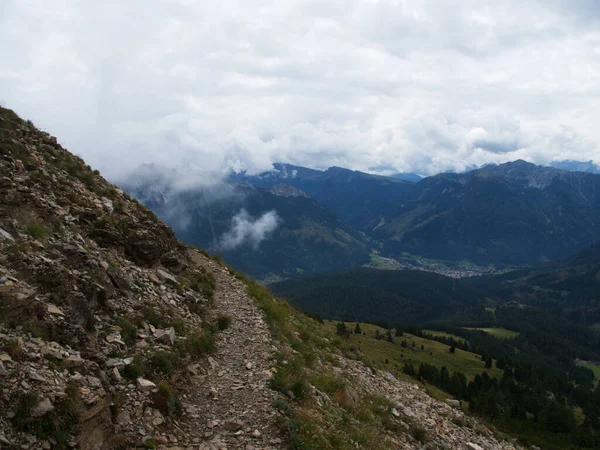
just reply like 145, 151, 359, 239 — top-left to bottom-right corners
170, 254, 285, 450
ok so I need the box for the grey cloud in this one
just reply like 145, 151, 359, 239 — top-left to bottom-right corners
0, 0, 599, 181
219, 209, 280, 250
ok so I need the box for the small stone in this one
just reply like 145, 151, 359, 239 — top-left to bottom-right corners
101, 197, 114, 213
466, 444, 484, 450
136, 378, 156, 392
105, 358, 125, 368
156, 269, 178, 285
112, 367, 122, 382
31, 398, 55, 417
116, 409, 131, 425
32, 240, 44, 249
224, 420, 244, 431
47, 304, 65, 316
251, 429, 261, 438
155, 327, 176, 345
29, 371, 47, 382
41, 346, 63, 360
0, 353, 12, 362
0, 228, 14, 242
245, 362, 253, 370
209, 387, 218, 399
391, 408, 400, 417
445, 399, 461, 408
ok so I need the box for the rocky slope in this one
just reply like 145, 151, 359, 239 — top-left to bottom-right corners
0, 106, 521, 450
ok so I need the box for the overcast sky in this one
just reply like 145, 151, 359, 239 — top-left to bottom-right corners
1, 0, 600, 181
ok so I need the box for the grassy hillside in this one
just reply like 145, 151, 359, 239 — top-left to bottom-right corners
325, 321, 502, 383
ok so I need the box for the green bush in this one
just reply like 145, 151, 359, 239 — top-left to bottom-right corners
217, 315, 232, 330
116, 318, 137, 346
152, 382, 182, 416
24, 220, 48, 240
122, 357, 144, 380
411, 426, 427, 443
184, 330, 216, 357
150, 350, 180, 374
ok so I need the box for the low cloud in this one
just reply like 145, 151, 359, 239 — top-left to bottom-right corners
220, 209, 280, 250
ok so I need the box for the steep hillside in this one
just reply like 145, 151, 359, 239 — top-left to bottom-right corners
124, 165, 371, 281
0, 107, 521, 449
0, 107, 285, 449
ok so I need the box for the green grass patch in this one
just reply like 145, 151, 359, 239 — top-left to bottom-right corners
24, 220, 49, 240
463, 327, 519, 339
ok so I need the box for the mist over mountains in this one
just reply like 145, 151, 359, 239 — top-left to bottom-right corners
123, 159, 600, 280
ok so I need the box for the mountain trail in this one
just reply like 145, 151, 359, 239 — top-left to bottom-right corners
166, 252, 285, 450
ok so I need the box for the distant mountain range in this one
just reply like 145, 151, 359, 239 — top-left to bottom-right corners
550, 159, 600, 174
123, 159, 600, 280
124, 165, 371, 281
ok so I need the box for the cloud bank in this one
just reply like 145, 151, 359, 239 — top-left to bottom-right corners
1, 0, 599, 180
220, 209, 280, 250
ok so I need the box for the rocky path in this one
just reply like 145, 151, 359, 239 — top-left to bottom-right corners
169, 254, 285, 450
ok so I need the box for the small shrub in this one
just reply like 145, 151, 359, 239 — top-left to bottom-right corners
272, 398, 293, 415
143, 439, 158, 449
187, 270, 216, 300
150, 350, 180, 374
452, 416, 466, 427
152, 382, 182, 416
269, 357, 311, 402
24, 220, 48, 240
186, 300, 206, 317
184, 330, 216, 357
95, 216, 109, 228
116, 318, 137, 346
217, 315, 232, 331
411, 426, 427, 443
4, 339, 23, 360
122, 357, 144, 380
23, 320, 48, 340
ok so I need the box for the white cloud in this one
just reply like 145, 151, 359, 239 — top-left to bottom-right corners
1, 0, 599, 180
219, 209, 280, 250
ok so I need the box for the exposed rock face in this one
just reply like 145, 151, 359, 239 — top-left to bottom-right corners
267, 183, 310, 198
